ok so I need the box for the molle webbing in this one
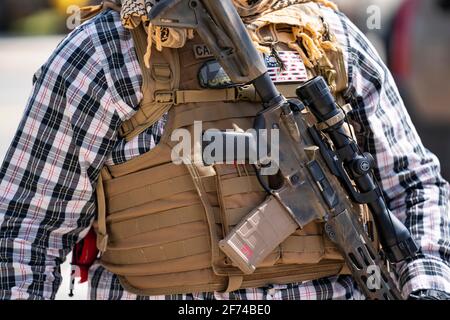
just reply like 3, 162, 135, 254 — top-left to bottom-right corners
98, 160, 346, 295
93, 2, 356, 295
96, 97, 347, 295
119, 83, 302, 141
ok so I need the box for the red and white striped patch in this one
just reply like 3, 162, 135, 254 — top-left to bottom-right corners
265, 51, 308, 83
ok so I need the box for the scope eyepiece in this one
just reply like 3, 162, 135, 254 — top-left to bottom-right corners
296, 77, 341, 123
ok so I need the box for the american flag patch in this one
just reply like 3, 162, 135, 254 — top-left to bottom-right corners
265, 51, 308, 83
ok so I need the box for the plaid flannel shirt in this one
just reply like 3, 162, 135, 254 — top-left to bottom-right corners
0, 7, 449, 300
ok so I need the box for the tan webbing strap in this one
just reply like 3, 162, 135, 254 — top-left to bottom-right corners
106, 224, 209, 251
173, 84, 299, 106
96, 169, 109, 253
183, 162, 226, 273
120, 82, 299, 141
119, 25, 179, 141
104, 162, 188, 197
220, 176, 264, 197
224, 275, 244, 293
315, 108, 345, 131
175, 88, 236, 105
102, 252, 211, 276
215, 169, 232, 239
213, 206, 257, 227
80, 1, 121, 22
275, 84, 300, 99
281, 235, 324, 253
173, 104, 258, 130
315, 103, 353, 131
107, 174, 216, 213
108, 204, 206, 239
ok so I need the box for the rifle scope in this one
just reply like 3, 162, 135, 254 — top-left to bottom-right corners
296, 76, 419, 263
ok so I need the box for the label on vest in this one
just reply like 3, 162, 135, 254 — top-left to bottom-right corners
193, 44, 214, 59
198, 48, 308, 89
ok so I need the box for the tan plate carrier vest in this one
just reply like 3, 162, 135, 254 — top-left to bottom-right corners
89, 2, 371, 296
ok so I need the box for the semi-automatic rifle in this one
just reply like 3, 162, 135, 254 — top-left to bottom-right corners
148, 0, 419, 299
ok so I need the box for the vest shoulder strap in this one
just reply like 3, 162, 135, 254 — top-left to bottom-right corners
119, 25, 180, 141
80, 1, 121, 21
79, 2, 182, 141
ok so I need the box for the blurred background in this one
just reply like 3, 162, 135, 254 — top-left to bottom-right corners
0, 0, 449, 299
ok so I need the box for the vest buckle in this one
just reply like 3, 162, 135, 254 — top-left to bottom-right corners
154, 90, 176, 105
